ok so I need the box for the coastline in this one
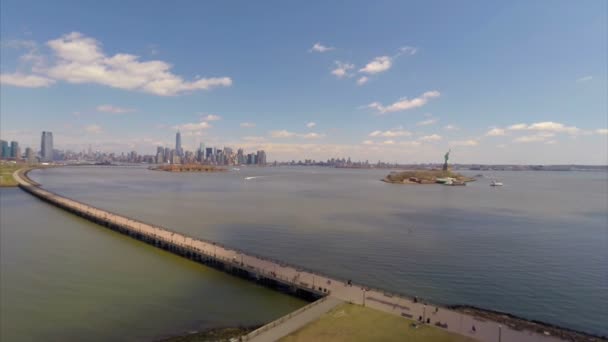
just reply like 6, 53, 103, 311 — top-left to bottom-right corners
13, 166, 607, 341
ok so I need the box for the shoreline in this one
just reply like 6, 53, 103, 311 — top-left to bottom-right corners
13, 166, 607, 341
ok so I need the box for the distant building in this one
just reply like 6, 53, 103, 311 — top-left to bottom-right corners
10, 141, 19, 159
256, 150, 266, 165
26, 147, 36, 163
0, 140, 9, 159
237, 148, 245, 165
41, 131, 54, 162
175, 131, 182, 157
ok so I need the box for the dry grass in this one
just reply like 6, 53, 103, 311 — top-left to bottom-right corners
280, 303, 477, 342
0, 163, 23, 187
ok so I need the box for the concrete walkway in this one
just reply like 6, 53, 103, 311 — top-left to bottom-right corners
247, 297, 343, 342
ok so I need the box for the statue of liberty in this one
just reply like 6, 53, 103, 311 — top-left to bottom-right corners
442, 149, 451, 171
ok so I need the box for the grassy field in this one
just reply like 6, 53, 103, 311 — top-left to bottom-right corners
280, 303, 476, 342
0, 163, 23, 187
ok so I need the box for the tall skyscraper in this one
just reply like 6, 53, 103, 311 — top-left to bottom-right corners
25, 147, 35, 163
10, 141, 18, 158
175, 131, 182, 157
41, 131, 54, 162
0, 140, 9, 159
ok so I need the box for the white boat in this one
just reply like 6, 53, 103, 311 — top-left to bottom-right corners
490, 180, 503, 187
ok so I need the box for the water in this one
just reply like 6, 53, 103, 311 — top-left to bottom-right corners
21, 166, 608, 335
0, 187, 305, 342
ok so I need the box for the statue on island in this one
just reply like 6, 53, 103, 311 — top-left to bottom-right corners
442, 149, 451, 171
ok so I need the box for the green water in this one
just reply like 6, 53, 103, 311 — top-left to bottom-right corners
0, 188, 305, 342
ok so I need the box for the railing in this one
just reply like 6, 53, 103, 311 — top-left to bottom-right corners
240, 296, 329, 341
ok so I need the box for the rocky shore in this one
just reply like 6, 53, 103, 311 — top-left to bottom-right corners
382, 169, 475, 185
451, 305, 607, 342
157, 326, 259, 342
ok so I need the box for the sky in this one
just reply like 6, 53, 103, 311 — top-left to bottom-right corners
1, 0, 606, 164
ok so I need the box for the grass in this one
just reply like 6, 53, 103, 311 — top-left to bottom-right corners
280, 303, 476, 342
0, 163, 23, 187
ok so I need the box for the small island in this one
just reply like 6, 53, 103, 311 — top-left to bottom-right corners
382, 150, 475, 185
149, 164, 227, 172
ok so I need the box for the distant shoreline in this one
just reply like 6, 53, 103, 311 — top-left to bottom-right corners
149, 164, 227, 173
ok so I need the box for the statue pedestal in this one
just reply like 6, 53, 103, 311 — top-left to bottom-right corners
442, 162, 448, 171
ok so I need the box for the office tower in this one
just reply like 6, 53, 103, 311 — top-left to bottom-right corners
41, 131, 54, 161
205, 147, 213, 161
175, 131, 182, 157
256, 150, 266, 165
237, 148, 245, 165
164, 147, 170, 161
10, 141, 18, 158
198, 143, 205, 162
0, 140, 9, 159
26, 147, 35, 163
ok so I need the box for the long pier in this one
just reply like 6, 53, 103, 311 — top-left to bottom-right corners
14, 168, 579, 342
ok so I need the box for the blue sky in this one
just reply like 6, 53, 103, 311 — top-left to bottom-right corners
1, 0, 606, 163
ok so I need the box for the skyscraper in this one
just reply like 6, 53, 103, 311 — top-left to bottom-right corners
41, 131, 54, 162
10, 141, 20, 159
0, 140, 9, 159
175, 131, 182, 157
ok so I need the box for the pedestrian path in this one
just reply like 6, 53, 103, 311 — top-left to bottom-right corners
246, 297, 343, 342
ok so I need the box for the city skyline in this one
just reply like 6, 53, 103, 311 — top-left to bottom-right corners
1, 1, 607, 164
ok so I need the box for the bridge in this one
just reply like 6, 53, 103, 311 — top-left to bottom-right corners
14, 168, 566, 342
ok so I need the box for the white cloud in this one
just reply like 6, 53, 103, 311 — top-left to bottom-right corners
362, 140, 374, 145
173, 121, 212, 132
356, 76, 369, 86
383, 140, 396, 145
419, 134, 442, 142
369, 129, 411, 138
0, 72, 55, 87
514, 134, 551, 143
240, 122, 256, 128
507, 121, 580, 135
596, 128, 608, 135
507, 123, 528, 130
443, 124, 459, 131
306, 122, 316, 128
270, 130, 296, 138
398, 46, 418, 56
576, 75, 592, 82
242, 136, 266, 142
299, 132, 325, 139
359, 56, 392, 74
201, 114, 221, 121
417, 118, 438, 126
26, 32, 233, 96
331, 61, 354, 78
368, 91, 440, 114
96, 104, 135, 114
485, 128, 506, 136
85, 124, 103, 134
310, 42, 334, 53
451, 139, 479, 147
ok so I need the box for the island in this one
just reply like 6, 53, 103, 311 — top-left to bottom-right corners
382, 151, 475, 185
149, 164, 227, 172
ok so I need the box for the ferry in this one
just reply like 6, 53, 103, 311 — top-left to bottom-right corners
490, 180, 503, 187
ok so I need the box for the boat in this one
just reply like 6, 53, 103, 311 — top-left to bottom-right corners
436, 177, 454, 184
232, 168, 240, 171
490, 180, 503, 187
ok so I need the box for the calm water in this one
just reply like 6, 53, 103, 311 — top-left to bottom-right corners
0, 187, 305, 342
22, 166, 608, 335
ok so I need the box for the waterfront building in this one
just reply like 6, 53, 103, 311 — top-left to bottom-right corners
256, 150, 267, 165
237, 148, 245, 165
10, 141, 19, 159
175, 131, 182, 157
205, 147, 213, 162
25, 147, 35, 163
41, 131, 54, 162
1, 140, 9, 159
